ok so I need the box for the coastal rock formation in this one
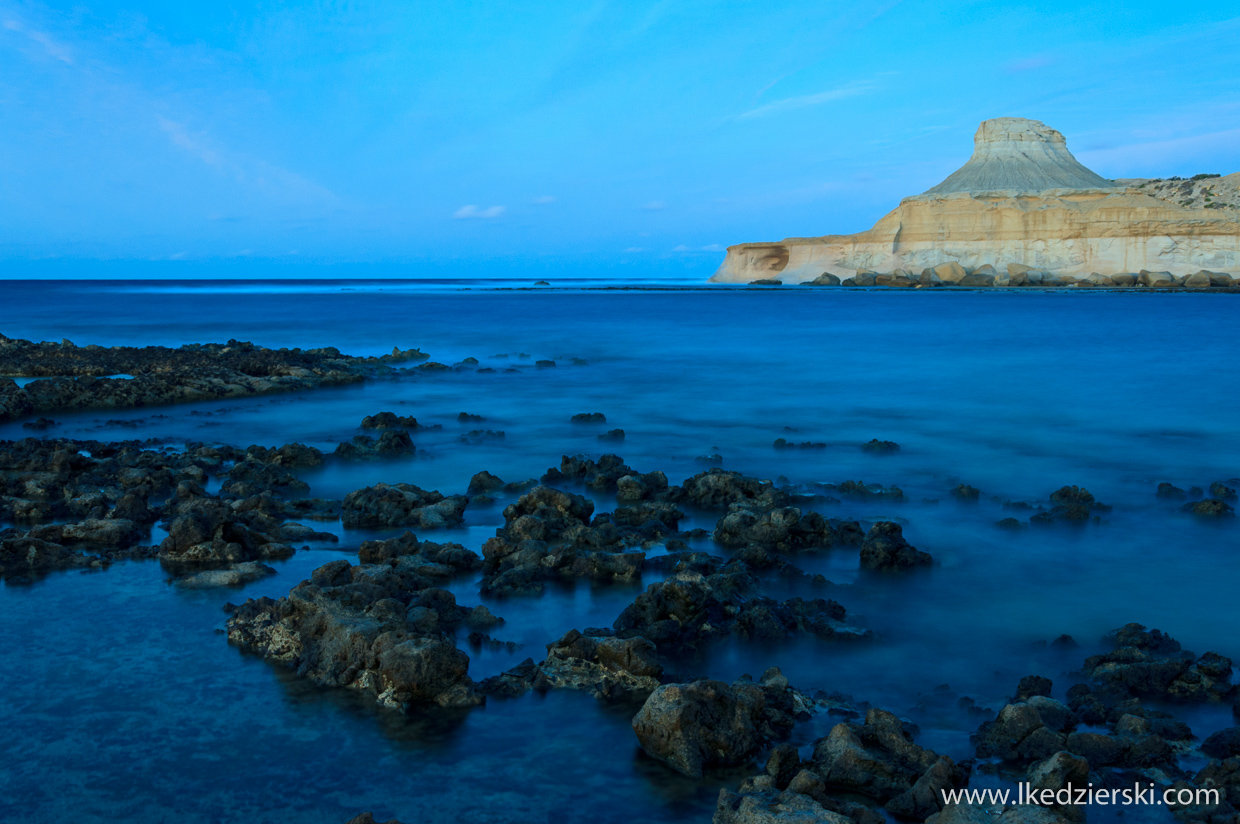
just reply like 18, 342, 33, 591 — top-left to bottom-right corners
225, 558, 492, 711
712, 118, 1240, 282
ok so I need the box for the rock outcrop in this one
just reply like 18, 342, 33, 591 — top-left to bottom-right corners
712, 118, 1240, 282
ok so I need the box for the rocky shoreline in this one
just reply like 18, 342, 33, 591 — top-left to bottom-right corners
0, 334, 434, 425
1, 351, 1237, 823
751, 263, 1240, 289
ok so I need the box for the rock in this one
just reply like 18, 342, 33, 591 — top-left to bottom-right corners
1185, 498, 1234, 517
613, 570, 867, 655
467, 470, 506, 496
875, 273, 917, 288
852, 271, 877, 286
598, 429, 625, 442
341, 484, 467, 528
1184, 271, 1214, 288
1139, 270, 1176, 286
750, 279, 783, 286
812, 708, 966, 817
1111, 272, 1137, 286
571, 412, 607, 423
1209, 481, 1237, 500
952, 484, 981, 501
1202, 728, 1240, 760
360, 412, 419, 430
1015, 675, 1054, 701
804, 272, 841, 286
632, 679, 773, 778
959, 272, 995, 287
975, 697, 1079, 763
1028, 750, 1090, 795
714, 788, 853, 824
714, 506, 834, 553
859, 522, 932, 571
0, 336, 376, 425
173, 561, 276, 588
526, 630, 663, 700
861, 439, 899, 454
934, 261, 968, 283
357, 531, 481, 572
226, 560, 489, 712
1158, 482, 1187, 499
333, 430, 415, 460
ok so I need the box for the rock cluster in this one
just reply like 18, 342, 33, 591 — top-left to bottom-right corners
226, 557, 493, 711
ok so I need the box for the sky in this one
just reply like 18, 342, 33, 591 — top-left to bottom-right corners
1, 0, 1239, 279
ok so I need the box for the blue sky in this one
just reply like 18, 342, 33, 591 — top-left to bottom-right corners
2, 0, 1239, 278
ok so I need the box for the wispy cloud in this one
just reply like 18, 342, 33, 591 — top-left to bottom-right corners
642, 200, 666, 210
737, 80, 876, 120
158, 117, 221, 166
700, 244, 725, 252
157, 116, 337, 206
3, 17, 74, 64
453, 204, 506, 219
532, 195, 556, 204
622, 246, 644, 253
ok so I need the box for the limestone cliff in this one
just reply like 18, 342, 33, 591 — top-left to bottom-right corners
711, 118, 1240, 283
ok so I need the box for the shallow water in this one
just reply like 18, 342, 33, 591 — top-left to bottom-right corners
1, 279, 1237, 822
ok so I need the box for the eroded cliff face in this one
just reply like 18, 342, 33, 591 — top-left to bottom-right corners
711, 119, 1240, 283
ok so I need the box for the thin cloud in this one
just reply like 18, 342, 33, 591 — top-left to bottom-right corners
157, 116, 337, 205
532, 195, 556, 204
642, 200, 666, 211
700, 244, 725, 252
622, 246, 645, 253
158, 117, 221, 167
672, 244, 692, 251
737, 81, 875, 120
4, 18, 74, 65
453, 204, 506, 219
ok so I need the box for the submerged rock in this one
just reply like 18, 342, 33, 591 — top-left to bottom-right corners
173, 561, 276, 588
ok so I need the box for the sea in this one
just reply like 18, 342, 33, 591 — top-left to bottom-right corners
0, 278, 1237, 823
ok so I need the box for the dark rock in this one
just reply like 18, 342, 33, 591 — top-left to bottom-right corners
1184, 498, 1234, 517
859, 522, 932, 571
1157, 482, 1187, 500
952, 484, 981, 501
226, 559, 490, 712
361, 412, 420, 430
598, 429, 625, 442
571, 412, 606, 423
812, 708, 967, 817
632, 679, 775, 778
341, 484, 467, 529
861, 439, 900, 454
1016, 675, 1054, 701
974, 696, 1079, 763
333, 430, 415, 460
1203, 728, 1240, 760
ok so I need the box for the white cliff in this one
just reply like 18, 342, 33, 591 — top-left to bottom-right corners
711, 118, 1240, 283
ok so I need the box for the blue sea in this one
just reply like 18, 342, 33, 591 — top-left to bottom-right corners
1, 279, 1237, 823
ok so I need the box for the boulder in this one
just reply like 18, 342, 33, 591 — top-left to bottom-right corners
934, 261, 969, 283
805, 272, 841, 286
633, 680, 770, 778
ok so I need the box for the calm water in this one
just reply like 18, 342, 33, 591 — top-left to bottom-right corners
1, 279, 1237, 823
